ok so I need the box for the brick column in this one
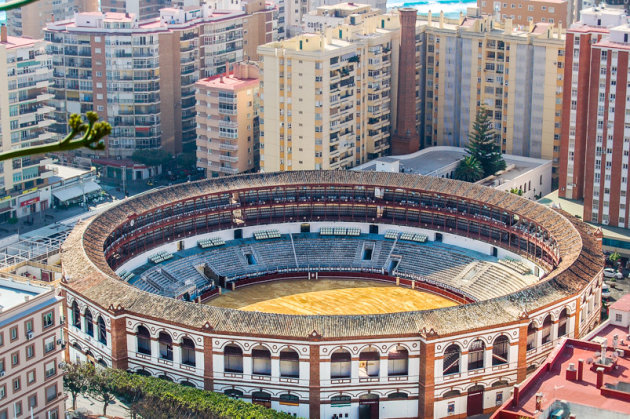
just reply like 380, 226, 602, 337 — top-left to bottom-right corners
109, 315, 128, 370
574, 297, 582, 338
418, 339, 435, 418
391, 8, 421, 154
516, 323, 528, 382
308, 333, 321, 419
203, 335, 214, 390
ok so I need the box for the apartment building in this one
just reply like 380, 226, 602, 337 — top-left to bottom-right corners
478, 0, 573, 26
0, 27, 56, 222
280, 0, 387, 37
5, 0, 98, 39
422, 10, 565, 173
101, 0, 172, 20
303, 2, 381, 34
0, 279, 64, 419
558, 7, 630, 228
196, 62, 260, 177
258, 11, 411, 171
45, 4, 275, 157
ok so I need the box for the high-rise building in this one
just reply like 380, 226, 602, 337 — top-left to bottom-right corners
6, 0, 98, 39
100, 0, 172, 21
0, 279, 64, 419
478, 0, 573, 26
196, 62, 260, 177
422, 10, 565, 171
303, 2, 381, 34
279, 0, 387, 37
258, 11, 412, 171
45, 4, 275, 157
558, 7, 630, 228
0, 27, 56, 221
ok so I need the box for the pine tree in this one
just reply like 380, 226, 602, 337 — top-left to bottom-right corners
466, 107, 506, 177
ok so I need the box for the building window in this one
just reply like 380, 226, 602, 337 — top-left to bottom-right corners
28, 394, 37, 409
45, 360, 56, 378
47, 408, 59, 419
136, 326, 151, 355
0, 384, 5, 400
11, 352, 19, 367
492, 335, 510, 365
45, 384, 57, 403
558, 309, 569, 337
84, 309, 94, 337
13, 402, 21, 417
10, 327, 17, 342
25, 320, 33, 334
27, 370, 35, 385
72, 301, 81, 329
25, 344, 34, 359
44, 336, 55, 353
224, 344, 243, 373
616, 314, 623, 322
42, 311, 54, 329
279, 349, 299, 378
13, 377, 20, 392
527, 323, 536, 350
443, 344, 461, 375
468, 340, 485, 370
388, 345, 409, 376
330, 349, 351, 378
97, 316, 107, 345
158, 332, 173, 361
181, 337, 196, 367
541, 315, 552, 344
252, 345, 271, 376
359, 348, 380, 378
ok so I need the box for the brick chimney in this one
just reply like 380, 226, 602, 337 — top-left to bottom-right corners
1, 25, 7, 43
391, 8, 420, 155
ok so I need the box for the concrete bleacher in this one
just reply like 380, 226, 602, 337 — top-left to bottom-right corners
129, 232, 539, 302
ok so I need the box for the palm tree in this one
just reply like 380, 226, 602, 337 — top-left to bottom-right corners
454, 156, 484, 182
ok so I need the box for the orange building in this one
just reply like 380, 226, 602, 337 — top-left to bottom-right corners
478, 0, 572, 26
196, 62, 261, 177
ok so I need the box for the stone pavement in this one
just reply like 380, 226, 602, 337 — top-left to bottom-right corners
66, 393, 131, 419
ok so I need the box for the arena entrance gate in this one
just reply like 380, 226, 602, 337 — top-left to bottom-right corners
358, 394, 379, 419
467, 384, 485, 416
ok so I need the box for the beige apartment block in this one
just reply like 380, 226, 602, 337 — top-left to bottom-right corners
196, 62, 260, 177
0, 279, 64, 419
6, 0, 98, 39
478, 0, 573, 26
422, 10, 564, 174
45, 4, 276, 157
258, 11, 411, 172
0, 28, 56, 221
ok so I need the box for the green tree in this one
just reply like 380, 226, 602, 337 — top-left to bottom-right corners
454, 156, 484, 182
131, 149, 172, 167
88, 367, 117, 416
63, 362, 95, 411
466, 107, 506, 177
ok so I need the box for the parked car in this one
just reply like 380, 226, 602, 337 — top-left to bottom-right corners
604, 268, 623, 279
602, 283, 612, 299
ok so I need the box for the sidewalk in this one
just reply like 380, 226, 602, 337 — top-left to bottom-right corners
66, 393, 131, 419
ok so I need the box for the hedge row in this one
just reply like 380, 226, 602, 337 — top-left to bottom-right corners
108, 369, 297, 419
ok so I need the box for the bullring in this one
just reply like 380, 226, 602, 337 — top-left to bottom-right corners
61, 171, 604, 418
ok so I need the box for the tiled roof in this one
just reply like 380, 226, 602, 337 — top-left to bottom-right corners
61, 171, 604, 338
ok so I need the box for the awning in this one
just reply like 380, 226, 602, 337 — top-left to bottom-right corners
52, 181, 101, 202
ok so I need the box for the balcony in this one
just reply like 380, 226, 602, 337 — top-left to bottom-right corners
219, 155, 238, 163
219, 120, 237, 129
219, 143, 238, 151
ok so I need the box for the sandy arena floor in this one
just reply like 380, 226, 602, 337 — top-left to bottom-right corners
206, 279, 458, 315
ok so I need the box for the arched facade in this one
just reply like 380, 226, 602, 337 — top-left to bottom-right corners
60, 172, 604, 419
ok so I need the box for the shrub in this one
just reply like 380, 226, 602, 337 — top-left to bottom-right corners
108, 369, 296, 419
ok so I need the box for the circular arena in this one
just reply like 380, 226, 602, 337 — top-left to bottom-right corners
61, 171, 604, 419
